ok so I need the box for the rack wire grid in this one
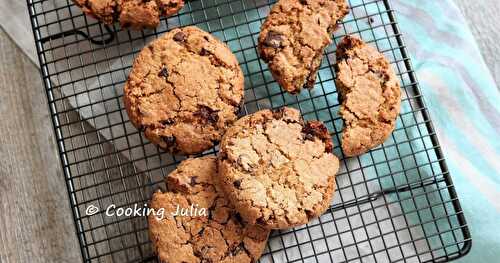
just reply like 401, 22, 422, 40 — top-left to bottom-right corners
27, 0, 471, 262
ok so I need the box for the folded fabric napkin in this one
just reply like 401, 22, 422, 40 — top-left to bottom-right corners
1, 0, 498, 261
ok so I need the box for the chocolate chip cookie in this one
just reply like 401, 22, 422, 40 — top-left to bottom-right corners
218, 107, 339, 229
149, 156, 270, 263
258, 0, 349, 94
124, 26, 244, 155
72, 0, 184, 29
335, 35, 401, 156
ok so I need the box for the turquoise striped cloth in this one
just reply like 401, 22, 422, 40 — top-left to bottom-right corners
391, 0, 500, 262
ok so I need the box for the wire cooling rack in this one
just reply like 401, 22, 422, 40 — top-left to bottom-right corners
27, 0, 471, 262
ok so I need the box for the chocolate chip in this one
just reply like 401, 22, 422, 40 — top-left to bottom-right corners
302, 122, 327, 142
162, 135, 176, 146
264, 31, 283, 48
233, 179, 242, 189
299, 0, 308, 5
302, 121, 333, 152
302, 123, 318, 139
333, 63, 340, 73
256, 217, 266, 225
199, 47, 209, 56
190, 176, 198, 186
160, 118, 175, 125
195, 105, 219, 123
304, 133, 315, 141
235, 99, 245, 116
382, 72, 390, 82
173, 31, 186, 42
234, 213, 244, 224
167, 1, 179, 7
158, 65, 169, 78
338, 93, 345, 104
272, 107, 285, 119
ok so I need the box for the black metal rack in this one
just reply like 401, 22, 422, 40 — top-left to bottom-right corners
26, 0, 471, 262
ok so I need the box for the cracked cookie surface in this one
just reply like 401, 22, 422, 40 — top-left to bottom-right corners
335, 35, 401, 157
218, 107, 339, 229
149, 157, 270, 263
258, 0, 349, 94
73, 0, 184, 29
124, 26, 244, 155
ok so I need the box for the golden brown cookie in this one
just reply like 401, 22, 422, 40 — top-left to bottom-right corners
335, 35, 401, 157
148, 156, 270, 263
218, 107, 339, 229
124, 26, 244, 155
258, 0, 349, 94
72, 0, 184, 30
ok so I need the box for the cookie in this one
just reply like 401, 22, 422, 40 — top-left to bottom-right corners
258, 0, 349, 94
335, 35, 401, 156
218, 107, 339, 229
124, 26, 244, 155
72, 0, 184, 29
148, 156, 270, 263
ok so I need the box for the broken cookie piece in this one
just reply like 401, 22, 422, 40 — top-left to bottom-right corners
72, 0, 185, 30
258, 0, 349, 94
335, 35, 401, 157
218, 107, 340, 229
124, 26, 244, 155
149, 157, 270, 263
